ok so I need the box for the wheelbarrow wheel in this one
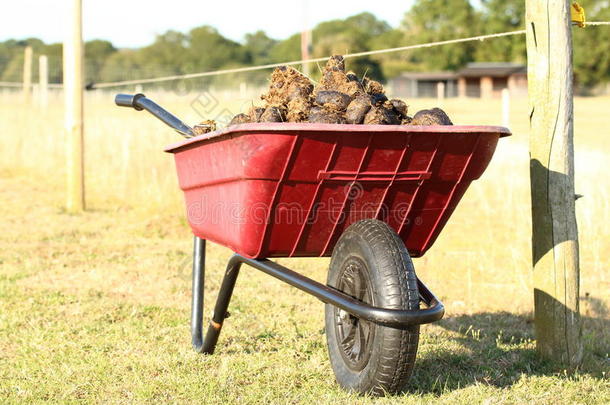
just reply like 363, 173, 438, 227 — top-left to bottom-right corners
325, 219, 420, 396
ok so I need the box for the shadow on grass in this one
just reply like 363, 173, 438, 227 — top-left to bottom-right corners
405, 302, 609, 396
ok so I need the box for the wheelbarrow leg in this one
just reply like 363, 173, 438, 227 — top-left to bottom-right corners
191, 236, 241, 354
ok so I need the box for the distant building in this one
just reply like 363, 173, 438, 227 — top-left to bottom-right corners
389, 72, 457, 98
388, 62, 528, 99
457, 62, 527, 98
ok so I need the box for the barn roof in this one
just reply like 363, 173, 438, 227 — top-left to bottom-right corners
458, 62, 526, 78
394, 71, 457, 80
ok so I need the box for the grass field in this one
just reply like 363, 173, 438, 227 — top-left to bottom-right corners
0, 89, 608, 403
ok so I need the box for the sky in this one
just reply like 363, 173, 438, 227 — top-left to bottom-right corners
1, 0, 413, 48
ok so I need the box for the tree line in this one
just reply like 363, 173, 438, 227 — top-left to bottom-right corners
1, 0, 608, 89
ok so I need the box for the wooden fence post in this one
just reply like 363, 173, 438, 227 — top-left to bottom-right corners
39, 55, 48, 108
63, 0, 85, 212
436, 82, 445, 103
23, 46, 33, 104
526, 0, 582, 367
501, 88, 510, 127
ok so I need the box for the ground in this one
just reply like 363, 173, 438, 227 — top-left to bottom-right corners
0, 92, 608, 403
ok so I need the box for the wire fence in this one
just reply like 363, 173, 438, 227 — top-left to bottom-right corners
1, 22, 609, 91
90, 30, 528, 89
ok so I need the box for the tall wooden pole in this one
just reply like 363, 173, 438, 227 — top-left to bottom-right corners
22, 46, 33, 104
526, 0, 582, 367
300, 30, 312, 76
63, 0, 85, 212
300, 0, 311, 76
39, 55, 49, 108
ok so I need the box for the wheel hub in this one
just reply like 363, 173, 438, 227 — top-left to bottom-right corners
334, 259, 375, 371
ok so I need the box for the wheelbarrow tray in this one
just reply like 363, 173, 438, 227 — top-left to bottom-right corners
165, 123, 510, 259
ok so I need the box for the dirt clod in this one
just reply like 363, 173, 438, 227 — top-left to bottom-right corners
326, 55, 346, 72
346, 71, 359, 82
286, 97, 312, 122
345, 96, 372, 124
371, 93, 388, 105
309, 107, 346, 124
315, 91, 352, 111
193, 120, 216, 135
249, 106, 266, 122
229, 113, 251, 126
260, 106, 285, 122
316, 55, 364, 98
363, 77, 385, 96
262, 66, 313, 107
411, 108, 453, 125
390, 99, 408, 118
364, 106, 401, 125
223, 54, 452, 128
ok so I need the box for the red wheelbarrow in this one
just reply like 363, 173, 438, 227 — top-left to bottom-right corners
116, 93, 510, 395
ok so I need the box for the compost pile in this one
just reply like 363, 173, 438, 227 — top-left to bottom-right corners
226, 55, 452, 128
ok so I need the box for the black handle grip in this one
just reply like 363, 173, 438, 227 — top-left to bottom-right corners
115, 93, 145, 110
114, 93, 194, 138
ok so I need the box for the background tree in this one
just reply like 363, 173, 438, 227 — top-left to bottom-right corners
244, 31, 277, 65
186, 26, 248, 72
0, 2, 609, 90
43, 43, 63, 83
0, 40, 21, 81
99, 49, 143, 82
138, 30, 189, 77
268, 33, 301, 65
85, 40, 116, 83
573, 0, 610, 90
0, 41, 13, 77
0, 39, 65, 83
475, 0, 526, 62
401, 0, 480, 71
311, 13, 388, 80
368, 29, 414, 79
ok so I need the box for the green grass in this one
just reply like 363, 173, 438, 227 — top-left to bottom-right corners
1, 92, 609, 403
0, 171, 608, 404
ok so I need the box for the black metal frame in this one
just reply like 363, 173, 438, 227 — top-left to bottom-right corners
190, 236, 445, 355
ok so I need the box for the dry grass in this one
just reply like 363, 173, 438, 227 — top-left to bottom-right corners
0, 89, 608, 403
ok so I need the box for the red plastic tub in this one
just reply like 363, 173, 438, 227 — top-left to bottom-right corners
165, 123, 510, 259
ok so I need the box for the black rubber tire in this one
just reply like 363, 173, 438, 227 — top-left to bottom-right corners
325, 219, 420, 396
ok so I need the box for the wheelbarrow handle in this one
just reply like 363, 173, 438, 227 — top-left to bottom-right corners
115, 93, 195, 138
